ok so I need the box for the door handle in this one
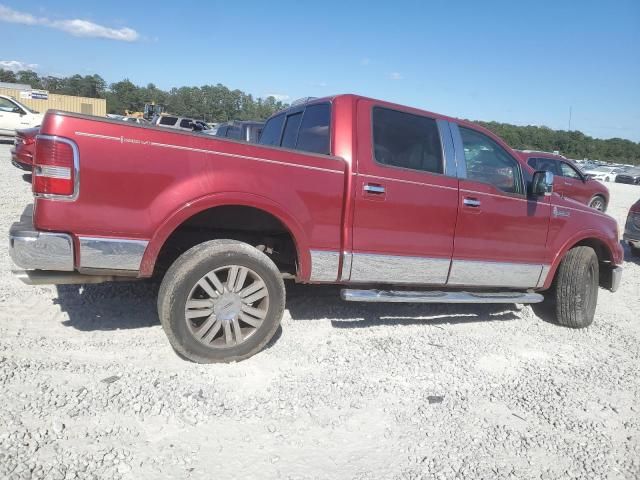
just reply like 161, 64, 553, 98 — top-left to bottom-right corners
364, 184, 385, 194
463, 197, 481, 207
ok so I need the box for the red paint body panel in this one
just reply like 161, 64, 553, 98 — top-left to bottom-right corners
31, 94, 623, 287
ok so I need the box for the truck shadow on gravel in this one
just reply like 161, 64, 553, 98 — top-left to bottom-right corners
55, 281, 161, 331
54, 280, 521, 334
285, 283, 521, 327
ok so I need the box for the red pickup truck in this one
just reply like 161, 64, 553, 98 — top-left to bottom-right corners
9, 95, 623, 363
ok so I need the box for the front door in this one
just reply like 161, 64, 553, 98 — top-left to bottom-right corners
557, 161, 590, 204
449, 125, 551, 288
349, 100, 459, 285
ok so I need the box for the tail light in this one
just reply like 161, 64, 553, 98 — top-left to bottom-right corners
33, 135, 78, 198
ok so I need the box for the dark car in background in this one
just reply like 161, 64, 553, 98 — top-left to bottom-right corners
518, 150, 609, 211
615, 168, 640, 185
206, 120, 264, 143
624, 198, 640, 256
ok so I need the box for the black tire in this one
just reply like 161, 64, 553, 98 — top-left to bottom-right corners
546, 246, 599, 328
588, 195, 606, 212
158, 239, 285, 363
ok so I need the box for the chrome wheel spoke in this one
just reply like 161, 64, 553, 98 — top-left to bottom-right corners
240, 312, 262, 328
201, 318, 222, 343
205, 272, 225, 294
195, 314, 217, 340
186, 299, 213, 309
239, 280, 265, 299
226, 266, 239, 291
232, 317, 243, 343
242, 287, 268, 305
186, 307, 213, 319
233, 267, 249, 292
241, 304, 267, 320
223, 321, 234, 345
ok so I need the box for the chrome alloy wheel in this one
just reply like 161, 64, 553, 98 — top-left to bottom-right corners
590, 197, 605, 212
185, 265, 269, 348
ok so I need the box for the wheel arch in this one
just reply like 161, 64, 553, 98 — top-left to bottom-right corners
139, 192, 311, 279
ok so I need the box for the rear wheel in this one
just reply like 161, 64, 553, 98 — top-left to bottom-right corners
158, 239, 285, 363
588, 195, 606, 212
545, 246, 599, 328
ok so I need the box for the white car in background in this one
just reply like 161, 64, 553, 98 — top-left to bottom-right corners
584, 166, 625, 182
0, 95, 44, 137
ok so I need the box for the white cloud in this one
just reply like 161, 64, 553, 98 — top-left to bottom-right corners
389, 72, 404, 80
0, 60, 38, 72
0, 4, 139, 42
265, 93, 290, 102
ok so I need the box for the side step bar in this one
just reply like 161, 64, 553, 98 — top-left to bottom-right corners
340, 289, 544, 304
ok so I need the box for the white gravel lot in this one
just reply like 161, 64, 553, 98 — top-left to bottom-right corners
1, 142, 639, 480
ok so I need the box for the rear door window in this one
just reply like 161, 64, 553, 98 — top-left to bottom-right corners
159, 116, 178, 126
259, 114, 285, 146
529, 157, 560, 175
281, 112, 303, 149
226, 125, 242, 140
372, 107, 443, 174
179, 119, 193, 129
296, 104, 331, 154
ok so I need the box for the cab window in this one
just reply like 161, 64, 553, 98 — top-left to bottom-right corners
459, 127, 522, 194
528, 157, 560, 175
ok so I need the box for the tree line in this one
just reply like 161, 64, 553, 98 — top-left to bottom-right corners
1, 68, 638, 165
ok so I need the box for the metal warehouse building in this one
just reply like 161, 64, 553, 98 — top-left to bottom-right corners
0, 83, 106, 117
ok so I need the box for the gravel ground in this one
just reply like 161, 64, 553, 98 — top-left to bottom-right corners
1, 143, 639, 480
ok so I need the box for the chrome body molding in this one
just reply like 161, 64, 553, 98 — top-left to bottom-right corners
536, 265, 552, 288
350, 253, 450, 284
341, 289, 544, 304
340, 251, 353, 281
448, 260, 543, 288
9, 204, 74, 271
309, 250, 340, 282
79, 237, 148, 271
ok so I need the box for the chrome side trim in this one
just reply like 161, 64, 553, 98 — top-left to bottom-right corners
350, 253, 450, 284
13, 270, 135, 286
536, 265, 552, 288
309, 250, 340, 282
341, 289, 544, 304
74, 131, 344, 175
448, 260, 542, 288
34, 134, 80, 201
340, 251, 353, 281
436, 119, 457, 178
79, 237, 148, 271
448, 122, 467, 179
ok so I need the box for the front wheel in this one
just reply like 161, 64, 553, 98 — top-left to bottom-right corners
546, 246, 599, 328
158, 239, 286, 363
588, 195, 606, 212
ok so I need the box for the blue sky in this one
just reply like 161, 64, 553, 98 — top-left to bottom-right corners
1, 0, 639, 141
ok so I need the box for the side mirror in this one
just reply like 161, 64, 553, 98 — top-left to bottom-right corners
532, 170, 554, 196
12, 107, 25, 116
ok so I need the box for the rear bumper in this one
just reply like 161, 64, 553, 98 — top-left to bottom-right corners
9, 205, 74, 271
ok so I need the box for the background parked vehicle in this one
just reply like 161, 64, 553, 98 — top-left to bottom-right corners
615, 168, 640, 185
10, 127, 38, 170
204, 120, 264, 143
0, 95, 44, 137
624, 199, 640, 256
121, 116, 150, 125
155, 115, 209, 132
583, 165, 625, 182
518, 150, 609, 211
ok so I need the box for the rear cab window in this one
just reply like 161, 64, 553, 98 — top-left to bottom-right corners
259, 102, 331, 154
159, 116, 178, 126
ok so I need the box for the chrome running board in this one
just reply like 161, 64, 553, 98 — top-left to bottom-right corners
340, 289, 544, 304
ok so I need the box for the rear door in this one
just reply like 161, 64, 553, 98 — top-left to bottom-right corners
449, 125, 551, 288
349, 100, 459, 285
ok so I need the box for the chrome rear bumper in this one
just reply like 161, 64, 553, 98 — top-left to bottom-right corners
9, 205, 74, 271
